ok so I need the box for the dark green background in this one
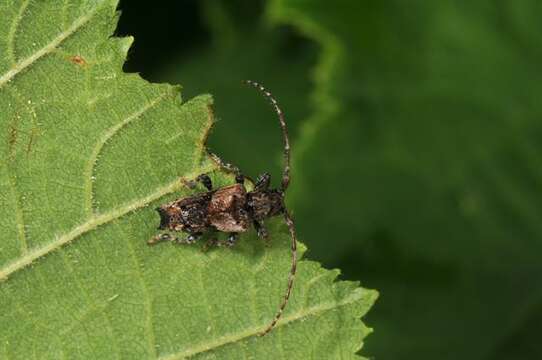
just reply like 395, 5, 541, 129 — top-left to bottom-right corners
117, 1, 542, 359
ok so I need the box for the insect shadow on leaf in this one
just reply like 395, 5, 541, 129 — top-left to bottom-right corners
149, 80, 297, 336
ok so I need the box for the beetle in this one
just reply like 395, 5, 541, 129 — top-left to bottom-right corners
148, 80, 297, 336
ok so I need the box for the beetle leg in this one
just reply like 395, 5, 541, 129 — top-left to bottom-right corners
226, 233, 238, 247
255, 172, 271, 191
196, 174, 213, 191
206, 152, 246, 185
148, 232, 174, 245
186, 233, 199, 244
254, 220, 268, 240
175, 232, 202, 245
203, 234, 237, 251
235, 173, 245, 185
202, 237, 218, 252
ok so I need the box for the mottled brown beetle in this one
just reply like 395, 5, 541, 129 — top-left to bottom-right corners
149, 80, 297, 336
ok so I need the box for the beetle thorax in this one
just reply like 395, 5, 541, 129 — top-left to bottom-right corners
208, 184, 250, 232
247, 189, 284, 221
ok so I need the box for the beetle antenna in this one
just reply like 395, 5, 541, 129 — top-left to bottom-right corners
259, 209, 297, 336
244, 80, 291, 192
244, 81, 297, 335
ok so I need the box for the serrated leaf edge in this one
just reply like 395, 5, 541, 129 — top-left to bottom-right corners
160, 287, 377, 359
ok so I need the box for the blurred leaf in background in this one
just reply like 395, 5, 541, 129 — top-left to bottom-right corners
119, 0, 542, 359
268, 0, 542, 359
151, 0, 317, 181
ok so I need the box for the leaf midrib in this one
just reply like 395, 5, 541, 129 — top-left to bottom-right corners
0, 163, 217, 282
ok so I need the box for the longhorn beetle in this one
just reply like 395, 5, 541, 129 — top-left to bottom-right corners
148, 80, 297, 336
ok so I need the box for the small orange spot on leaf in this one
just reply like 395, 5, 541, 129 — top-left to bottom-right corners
69, 55, 87, 66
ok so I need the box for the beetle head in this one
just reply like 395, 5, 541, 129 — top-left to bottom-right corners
156, 207, 170, 230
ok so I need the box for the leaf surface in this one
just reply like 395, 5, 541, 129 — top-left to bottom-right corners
0, 1, 376, 359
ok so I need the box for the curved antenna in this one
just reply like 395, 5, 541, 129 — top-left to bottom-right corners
244, 80, 297, 335
259, 209, 298, 336
244, 80, 291, 191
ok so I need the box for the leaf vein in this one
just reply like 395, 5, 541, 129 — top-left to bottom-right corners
197, 261, 217, 336
58, 250, 121, 358
5, 0, 30, 66
0, 1, 105, 89
83, 93, 169, 215
61, 0, 70, 29
158, 290, 364, 359
4, 162, 28, 255
0, 163, 217, 282
121, 225, 158, 358
303, 272, 327, 308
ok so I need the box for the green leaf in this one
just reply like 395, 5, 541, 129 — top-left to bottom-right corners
0, 1, 377, 359
269, 0, 542, 359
